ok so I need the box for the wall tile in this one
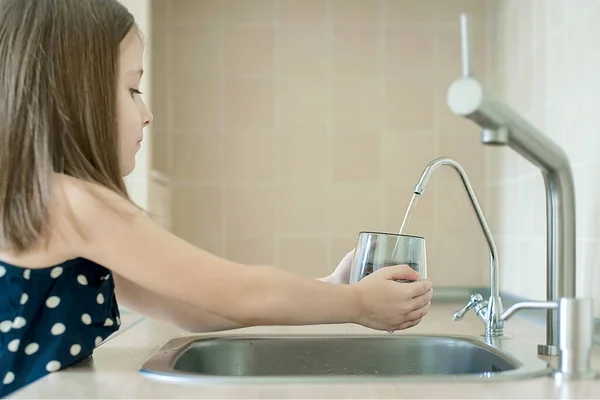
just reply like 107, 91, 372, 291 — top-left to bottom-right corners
427, 235, 487, 287
172, 135, 222, 183
277, 26, 329, 78
225, 186, 278, 235
171, 0, 225, 25
225, 0, 275, 23
225, 25, 275, 76
279, 134, 331, 182
279, 238, 329, 278
171, 26, 221, 78
381, 134, 435, 183
330, 236, 360, 268
149, 31, 169, 134
195, 236, 224, 257
331, 0, 380, 25
582, 240, 600, 310
279, 185, 329, 234
172, 79, 221, 134
384, 0, 435, 24
436, 181, 486, 237
330, 184, 384, 235
278, 0, 328, 23
333, 134, 381, 182
438, 131, 486, 186
276, 77, 328, 131
333, 76, 383, 132
333, 26, 381, 76
152, 131, 170, 175
385, 26, 435, 76
226, 237, 276, 265
171, 185, 223, 240
151, 0, 169, 29
385, 77, 434, 131
223, 135, 277, 183
225, 77, 274, 133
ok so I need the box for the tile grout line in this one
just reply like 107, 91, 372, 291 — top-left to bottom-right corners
273, 0, 281, 267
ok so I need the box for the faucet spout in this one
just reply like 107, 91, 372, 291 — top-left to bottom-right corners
414, 157, 503, 337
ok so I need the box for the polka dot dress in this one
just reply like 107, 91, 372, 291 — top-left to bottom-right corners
0, 258, 120, 397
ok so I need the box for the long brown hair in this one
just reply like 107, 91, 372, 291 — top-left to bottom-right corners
0, 0, 136, 252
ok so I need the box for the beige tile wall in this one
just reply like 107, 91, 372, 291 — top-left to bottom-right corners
151, 0, 491, 284
485, 0, 600, 313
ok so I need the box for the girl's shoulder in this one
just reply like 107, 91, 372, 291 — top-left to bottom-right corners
50, 173, 143, 246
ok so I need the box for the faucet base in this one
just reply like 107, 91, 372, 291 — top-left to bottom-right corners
538, 344, 559, 356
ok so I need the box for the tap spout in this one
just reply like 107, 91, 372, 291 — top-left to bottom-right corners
415, 157, 503, 336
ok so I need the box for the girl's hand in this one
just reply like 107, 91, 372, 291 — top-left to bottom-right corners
352, 265, 433, 331
320, 249, 355, 284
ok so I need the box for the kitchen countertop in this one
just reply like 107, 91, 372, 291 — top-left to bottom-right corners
7, 303, 600, 399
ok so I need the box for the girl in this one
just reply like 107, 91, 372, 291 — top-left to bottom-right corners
0, 0, 433, 396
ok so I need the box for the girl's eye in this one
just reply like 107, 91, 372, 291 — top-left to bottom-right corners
129, 88, 143, 97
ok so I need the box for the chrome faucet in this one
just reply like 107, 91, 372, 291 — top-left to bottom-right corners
446, 14, 576, 356
413, 157, 504, 338
413, 157, 597, 381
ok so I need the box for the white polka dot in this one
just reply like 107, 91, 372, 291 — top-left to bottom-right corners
0, 320, 11, 333
116, 316, 121, 326
103, 318, 113, 327
96, 293, 105, 304
50, 266, 63, 278
24, 342, 39, 355
3, 371, 14, 385
20, 293, 28, 305
46, 296, 61, 308
23, 269, 31, 280
0, 266, 6, 278
70, 344, 81, 356
95, 336, 103, 346
51, 322, 66, 335
81, 314, 92, 325
46, 361, 61, 372
7, 339, 20, 352
12, 316, 26, 329
77, 275, 88, 285
104, 274, 110, 280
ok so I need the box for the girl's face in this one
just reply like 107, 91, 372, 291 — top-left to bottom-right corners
117, 29, 153, 176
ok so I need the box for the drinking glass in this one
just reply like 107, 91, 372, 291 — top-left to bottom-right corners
349, 231, 427, 284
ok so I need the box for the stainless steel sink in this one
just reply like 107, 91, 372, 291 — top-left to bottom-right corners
140, 334, 551, 383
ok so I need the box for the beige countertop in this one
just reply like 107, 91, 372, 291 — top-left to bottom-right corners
7, 303, 600, 399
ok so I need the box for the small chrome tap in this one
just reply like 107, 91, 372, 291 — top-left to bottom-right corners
413, 157, 504, 338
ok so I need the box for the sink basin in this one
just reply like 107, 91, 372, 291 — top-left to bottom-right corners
140, 334, 551, 383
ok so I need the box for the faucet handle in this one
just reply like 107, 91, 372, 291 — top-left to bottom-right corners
453, 293, 484, 321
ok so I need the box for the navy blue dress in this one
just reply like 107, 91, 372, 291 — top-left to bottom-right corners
0, 257, 120, 397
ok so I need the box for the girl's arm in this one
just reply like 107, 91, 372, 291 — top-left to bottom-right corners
114, 274, 244, 332
61, 177, 360, 327
56, 175, 431, 331
115, 274, 342, 332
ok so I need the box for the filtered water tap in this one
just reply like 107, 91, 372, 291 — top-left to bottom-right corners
413, 157, 504, 338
